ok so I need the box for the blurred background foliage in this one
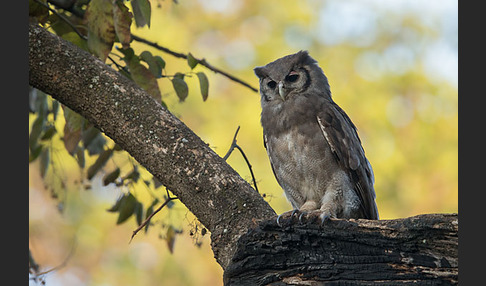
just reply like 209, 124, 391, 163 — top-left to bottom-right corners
29, 0, 457, 285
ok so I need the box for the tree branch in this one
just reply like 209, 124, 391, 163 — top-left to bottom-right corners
130, 195, 177, 243
34, 0, 87, 41
28, 22, 275, 270
44, 0, 259, 93
225, 213, 458, 285
223, 126, 260, 194
131, 34, 259, 93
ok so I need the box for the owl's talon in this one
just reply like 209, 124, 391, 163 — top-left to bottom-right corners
320, 213, 331, 225
276, 214, 284, 227
291, 209, 300, 218
298, 211, 308, 223
276, 209, 299, 226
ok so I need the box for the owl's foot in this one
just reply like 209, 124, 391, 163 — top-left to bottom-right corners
293, 210, 334, 225
298, 211, 318, 223
320, 213, 331, 225
276, 209, 300, 226
295, 210, 321, 224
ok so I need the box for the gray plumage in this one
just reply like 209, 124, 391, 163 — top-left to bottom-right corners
254, 51, 379, 220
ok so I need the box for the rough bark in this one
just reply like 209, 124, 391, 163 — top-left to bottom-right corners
224, 213, 458, 285
28, 22, 276, 270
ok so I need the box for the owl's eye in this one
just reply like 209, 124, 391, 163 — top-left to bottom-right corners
286, 73, 299, 83
267, 80, 277, 89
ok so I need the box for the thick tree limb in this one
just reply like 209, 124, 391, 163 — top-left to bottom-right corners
28, 22, 276, 270
224, 213, 458, 285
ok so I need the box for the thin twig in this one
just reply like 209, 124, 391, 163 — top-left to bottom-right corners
29, 238, 76, 280
131, 35, 259, 93
234, 145, 260, 194
41, 1, 258, 93
107, 55, 130, 75
223, 126, 241, 160
34, 0, 88, 40
130, 196, 177, 243
223, 126, 260, 193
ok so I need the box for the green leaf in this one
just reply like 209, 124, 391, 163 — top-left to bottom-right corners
118, 46, 135, 61
82, 127, 106, 155
107, 194, 124, 212
145, 199, 158, 219
113, 144, 124, 151
131, 0, 151, 28
87, 147, 114, 180
40, 148, 50, 178
85, 0, 116, 61
144, 206, 153, 232
123, 166, 140, 183
171, 74, 188, 102
51, 100, 59, 121
134, 201, 144, 226
116, 193, 137, 224
113, 0, 132, 49
154, 56, 166, 70
62, 106, 85, 155
61, 32, 89, 51
187, 53, 198, 69
40, 125, 57, 141
62, 105, 85, 131
29, 145, 43, 163
76, 147, 85, 168
143, 198, 159, 233
152, 176, 163, 189
131, 60, 162, 103
29, 0, 49, 25
48, 11, 84, 37
103, 168, 120, 186
29, 88, 48, 114
167, 200, 175, 209
29, 114, 45, 153
120, 48, 162, 103
63, 124, 82, 156
196, 72, 209, 101
140, 51, 162, 78
166, 225, 176, 253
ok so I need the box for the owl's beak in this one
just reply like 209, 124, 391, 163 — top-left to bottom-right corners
278, 81, 287, 101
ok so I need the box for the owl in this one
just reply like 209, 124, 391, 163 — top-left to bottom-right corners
254, 51, 379, 224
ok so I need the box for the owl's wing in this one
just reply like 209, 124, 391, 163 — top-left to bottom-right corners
263, 133, 281, 187
317, 102, 379, 219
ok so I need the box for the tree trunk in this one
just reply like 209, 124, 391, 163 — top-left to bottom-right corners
224, 213, 458, 285
28, 22, 276, 270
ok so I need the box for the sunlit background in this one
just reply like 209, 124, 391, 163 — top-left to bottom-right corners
29, 0, 458, 285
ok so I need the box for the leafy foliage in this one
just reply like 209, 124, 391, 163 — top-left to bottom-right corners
85, 0, 117, 61
196, 72, 209, 101
119, 47, 163, 103
131, 0, 151, 28
28, 0, 216, 255
171, 73, 189, 102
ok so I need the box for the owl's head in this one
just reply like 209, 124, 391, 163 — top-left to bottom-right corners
254, 50, 331, 103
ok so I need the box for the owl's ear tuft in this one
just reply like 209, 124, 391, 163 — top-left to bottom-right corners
296, 50, 315, 64
297, 50, 309, 56
254, 66, 267, 79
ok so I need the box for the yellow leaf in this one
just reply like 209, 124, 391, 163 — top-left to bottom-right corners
85, 0, 115, 61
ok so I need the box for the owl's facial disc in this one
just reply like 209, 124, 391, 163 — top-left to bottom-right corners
278, 81, 287, 101
278, 70, 300, 100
